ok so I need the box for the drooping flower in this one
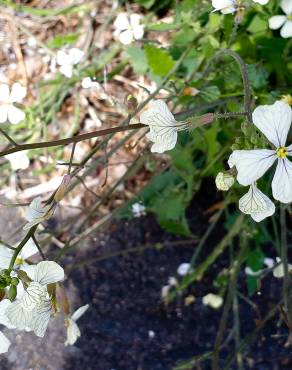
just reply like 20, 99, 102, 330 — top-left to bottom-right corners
113, 13, 144, 45
202, 293, 223, 309
4, 151, 30, 171
65, 304, 89, 346
269, 0, 292, 38
140, 100, 188, 153
5, 261, 64, 337
0, 83, 26, 125
273, 257, 292, 278
56, 48, 84, 78
228, 101, 292, 204
132, 202, 146, 218
23, 197, 56, 230
215, 171, 235, 191
0, 238, 38, 270
238, 183, 275, 222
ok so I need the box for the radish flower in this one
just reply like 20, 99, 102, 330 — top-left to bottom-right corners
228, 101, 292, 204
56, 48, 84, 78
114, 13, 144, 45
0, 238, 38, 270
0, 83, 26, 124
65, 304, 89, 346
269, 0, 292, 38
23, 197, 56, 230
4, 151, 29, 171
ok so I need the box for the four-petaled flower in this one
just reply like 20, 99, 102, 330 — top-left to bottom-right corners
23, 197, 56, 230
56, 48, 84, 78
5, 261, 64, 337
228, 101, 292, 204
269, 0, 292, 38
4, 151, 30, 171
65, 304, 89, 346
212, 0, 269, 14
113, 13, 144, 45
0, 238, 38, 270
0, 83, 26, 125
140, 100, 188, 153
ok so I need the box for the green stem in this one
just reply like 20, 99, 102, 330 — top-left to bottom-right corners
9, 226, 37, 270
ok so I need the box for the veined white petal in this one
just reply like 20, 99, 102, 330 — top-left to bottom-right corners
5, 151, 29, 171
288, 143, 292, 155
9, 83, 26, 103
281, 0, 292, 15
239, 184, 275, 222
20, 238, 38, 260
7, 105, 25, 125
33, 261, 64, 285
29, 299, 51, 337
252, 101, 292, 147
59, 65, 73, 78
6, 301, 32, 330
20, 264, 36, 281
228, 150, 277, 186
146, 130, 177, 153
0, 245, 13, 269
0, 106, 8, 123
0, 299, 15, 329
280, 20, 292, 38
0, 84, 10, 103
212, 0, 236, 13
0, 332, 11, 354
114, 13, 131, 32
272, 158, 292, 203
24, 197, 55, 230
71, 304, 89, 321
21, 282, 47, 310
269, 15, 287, 30
119, 30, 134, 45
65, 318, 81, 346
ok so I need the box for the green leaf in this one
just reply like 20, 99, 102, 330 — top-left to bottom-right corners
47, 33, 81, 49
247, 64, 269, 89
145, 45, 175, 76
126, 47, 148, 75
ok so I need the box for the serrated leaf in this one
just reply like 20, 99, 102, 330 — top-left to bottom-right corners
127, 47, 148, 75
145, 45, 175, 76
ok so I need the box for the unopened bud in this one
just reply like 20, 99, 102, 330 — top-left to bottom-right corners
11, 277, 19, 286
215, 172, 235, 191
182, 87, 200, 97
125, 94, 138, 113
235, 7, 245, 24
199, 113, 214, 125
8, 284, 17, 301
54, 175, 71, 202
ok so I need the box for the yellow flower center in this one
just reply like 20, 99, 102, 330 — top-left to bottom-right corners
15, 257, 23, 265
287, 15, 292, 21
277, 147, 288, 158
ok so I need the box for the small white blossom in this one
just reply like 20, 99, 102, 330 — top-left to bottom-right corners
0, 83, 26, 124
264, 257, 275, 269
228, 101, 292, 204
202, 293, 223, 309
56, 48, 84, 78
273, 257, 292, 278
4, 151, 29, 171
239, 183, 275, 222
0, 238, 38, 270
5, 261, 64, 337
140, 100, 188, 153
215, 172, 235, 191
23, 197, 56, 230
65, 304, 89, 346
113, 13, 144, 45
81, 77, 101, 90
253, 0, 269, 4
212, 0, 237, 14
269, 0, 292, 38
177, 263, 191, 276
132, 202, 146, 217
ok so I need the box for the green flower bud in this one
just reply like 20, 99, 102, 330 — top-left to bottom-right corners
11, 277, 19, 286
8, 284, 17, 301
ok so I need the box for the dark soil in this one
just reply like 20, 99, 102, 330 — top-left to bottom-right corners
61, 182, 292, 370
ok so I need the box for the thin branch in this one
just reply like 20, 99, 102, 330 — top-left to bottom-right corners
0, 127, 18, 146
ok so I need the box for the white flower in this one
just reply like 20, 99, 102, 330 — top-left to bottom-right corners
132, 202, 146, 217
244, 266, 262, 276
140, 100, 188, 153
23, 197, 56, 230
228, 101, 292, 204
212, 0, 237, 14
56, 48, 84, 78
273, 257, 292, 278
4, 151, 29, 171
0, 83, 26, 124
202, 293, 223, 309
253, 0, 269, 4
0, 238, 38, 270
5, 261, 64, 337
0, 331, 10, 354
269, 0, 292, 38
239, 183, 275, 222
113, 13, 144, 45
81, 77, 101, 90
177, 263, 191, 276
65, 304, 89, 346
215, 172, 235, 191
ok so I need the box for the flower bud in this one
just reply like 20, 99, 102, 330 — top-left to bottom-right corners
125, 94, 138, 113
8, 285, 17, 301
54, 175, 71, 202
215, 172, 235, 191
11, 277, 19, 286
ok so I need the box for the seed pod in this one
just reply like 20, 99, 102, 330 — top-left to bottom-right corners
8, 285, 17, 301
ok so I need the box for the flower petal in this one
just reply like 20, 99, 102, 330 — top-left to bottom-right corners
56, 50, 68, 66
146, 130, 177, 153
0, 84, 10, 103
71, 304, 89, 322
7, 105, 25, 124
140, 100, 177, 127
0, 245, 13, 269
133, 25, 144, 40
0, 299, 15, 329
280, 20, 292, 38
0, 107, 8, 124
252, 101, 292, 147
20, 238, 39, 260
68, 48, 84, 65
6, 301, 32, 330
228, 149, 277, 186
65, 318, 80, 345
239, 184, 275, 222
5, 151, 30, 171
9, 83, 26, 103
0, 332, 11, 354
59, 65, 73, 78
212, 0, 235, 13
114, 13, 130, 31
119, 29, 134, 45
288, 143, 292, 155
253, 0, 269, 4
33, 261, 64, 285
272, 158, 292, 203
281, 0, 292, 15
269, 15, 287, 30
202, 293, 223, 309
29, 299, 51, 337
